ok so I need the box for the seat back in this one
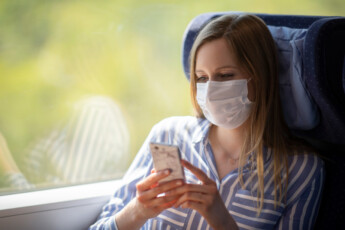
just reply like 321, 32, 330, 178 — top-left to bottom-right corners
182, 12, 345, 229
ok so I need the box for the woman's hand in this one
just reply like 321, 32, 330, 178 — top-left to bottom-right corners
167, 160, 238, 230
115, 168, 184, 230
135, 169, 184, 219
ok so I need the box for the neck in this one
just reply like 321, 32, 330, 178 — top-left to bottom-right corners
209, 120, 249, 161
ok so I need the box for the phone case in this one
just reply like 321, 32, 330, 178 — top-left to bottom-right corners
149, 142, 185, 183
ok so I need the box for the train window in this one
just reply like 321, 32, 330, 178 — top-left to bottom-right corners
0, 0, 343, 196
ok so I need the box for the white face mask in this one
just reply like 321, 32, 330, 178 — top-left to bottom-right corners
196, 79, 253, 129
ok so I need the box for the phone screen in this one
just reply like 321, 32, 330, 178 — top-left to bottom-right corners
149, 142, 185, 183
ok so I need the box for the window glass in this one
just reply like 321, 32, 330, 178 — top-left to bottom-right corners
0, 0, 343, 194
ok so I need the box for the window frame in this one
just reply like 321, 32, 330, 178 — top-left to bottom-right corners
0, 180, 120, 230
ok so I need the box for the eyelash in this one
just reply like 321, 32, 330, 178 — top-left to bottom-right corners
219, 73, 234, 78
196, 73, 234, 82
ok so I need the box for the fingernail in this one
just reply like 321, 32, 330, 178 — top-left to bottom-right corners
176, 181, 182, 186
164, 169, 171, 175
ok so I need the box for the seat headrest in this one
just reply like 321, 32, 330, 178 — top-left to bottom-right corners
182, 12, 345, 147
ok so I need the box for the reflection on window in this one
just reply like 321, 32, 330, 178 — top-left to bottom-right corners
0, 96, 129, 191
0, 0, 343, 194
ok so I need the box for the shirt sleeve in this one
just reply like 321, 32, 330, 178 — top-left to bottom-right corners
275, 155, 325, 230
88, 123, 159, 230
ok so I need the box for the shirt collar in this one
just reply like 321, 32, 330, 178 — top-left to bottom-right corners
192, 119, 272, 168
192, 118, 212, 144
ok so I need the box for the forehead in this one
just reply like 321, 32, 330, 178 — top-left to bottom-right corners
195, 38, 238, 70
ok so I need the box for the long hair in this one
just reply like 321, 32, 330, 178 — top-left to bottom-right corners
189, 14, 297, 213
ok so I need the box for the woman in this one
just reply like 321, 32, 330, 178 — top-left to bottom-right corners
90, 14, 324, 230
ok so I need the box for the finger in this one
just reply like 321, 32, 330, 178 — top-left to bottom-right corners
149, 168, 158, 188
138, 179, 184, 201
150, 182, 158, 189
136, 169, 171, 191
139, 194, 180, 209
181, 160, 214, 185
180, 200, 203, 210
150, 169, 158, 188
158, 197, 180, 209
174, 192, 205, 207
162, 198, 179, 208
165, 183, 210, 197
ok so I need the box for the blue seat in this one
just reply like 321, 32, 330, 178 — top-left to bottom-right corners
182, 12, 345, 229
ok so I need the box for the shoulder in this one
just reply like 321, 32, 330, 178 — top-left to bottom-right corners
287, 151, 324, 179
148, 116, 209, 144
286, 151, 324, 204
151, 116, 208, 133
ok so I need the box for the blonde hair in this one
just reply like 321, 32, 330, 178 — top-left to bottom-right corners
189, 14, 297, 213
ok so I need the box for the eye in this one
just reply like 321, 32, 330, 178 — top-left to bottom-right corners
214, 73, 235, 81
196, 75, 208, 83
220, 73, 234, 79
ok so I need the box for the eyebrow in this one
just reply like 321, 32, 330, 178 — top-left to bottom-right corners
195, 65, 239, 73
215, 65, 239, 70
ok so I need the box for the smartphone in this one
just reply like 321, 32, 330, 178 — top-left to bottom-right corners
149, 142, 185, 183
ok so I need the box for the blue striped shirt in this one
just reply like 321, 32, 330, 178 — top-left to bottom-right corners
90, 116, 324, 230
